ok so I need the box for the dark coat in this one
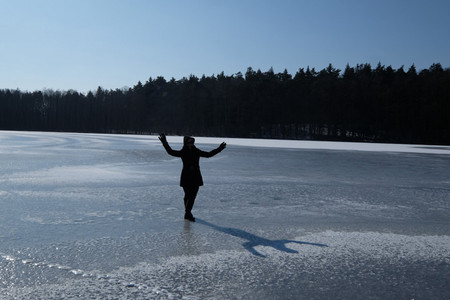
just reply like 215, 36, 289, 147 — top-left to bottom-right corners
162, 142, 224, 187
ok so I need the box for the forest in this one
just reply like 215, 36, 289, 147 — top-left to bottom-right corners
1, 63, 449, 145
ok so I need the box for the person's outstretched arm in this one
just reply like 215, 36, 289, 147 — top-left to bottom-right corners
200, 142, 226, 158
159, 133, 181, 157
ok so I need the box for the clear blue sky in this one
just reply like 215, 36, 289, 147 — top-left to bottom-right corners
1, 0, 449, 93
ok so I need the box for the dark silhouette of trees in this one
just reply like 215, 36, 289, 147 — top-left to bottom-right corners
1, 63, 449, 144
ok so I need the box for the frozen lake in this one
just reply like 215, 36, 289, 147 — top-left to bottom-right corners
0, 131, 449, 299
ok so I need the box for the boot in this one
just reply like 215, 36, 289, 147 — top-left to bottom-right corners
184, 212, 195, 222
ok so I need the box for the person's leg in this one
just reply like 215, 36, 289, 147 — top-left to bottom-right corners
185, 185, 199, 215
183, 188, 188, 209
183, 185, 199, 221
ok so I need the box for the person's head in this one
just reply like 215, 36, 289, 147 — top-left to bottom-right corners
183, 136, 195, 149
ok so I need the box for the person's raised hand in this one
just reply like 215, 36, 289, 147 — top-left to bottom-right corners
159, 133, 167, 143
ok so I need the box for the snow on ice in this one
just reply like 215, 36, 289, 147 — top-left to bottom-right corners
0, 131, 449, 299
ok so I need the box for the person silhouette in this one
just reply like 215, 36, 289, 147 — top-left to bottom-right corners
159, 133, 226, 222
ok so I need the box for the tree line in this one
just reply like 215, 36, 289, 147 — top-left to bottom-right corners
1, 63, 449, 144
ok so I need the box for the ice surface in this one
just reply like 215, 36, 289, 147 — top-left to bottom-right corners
0, 131, 449, 299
